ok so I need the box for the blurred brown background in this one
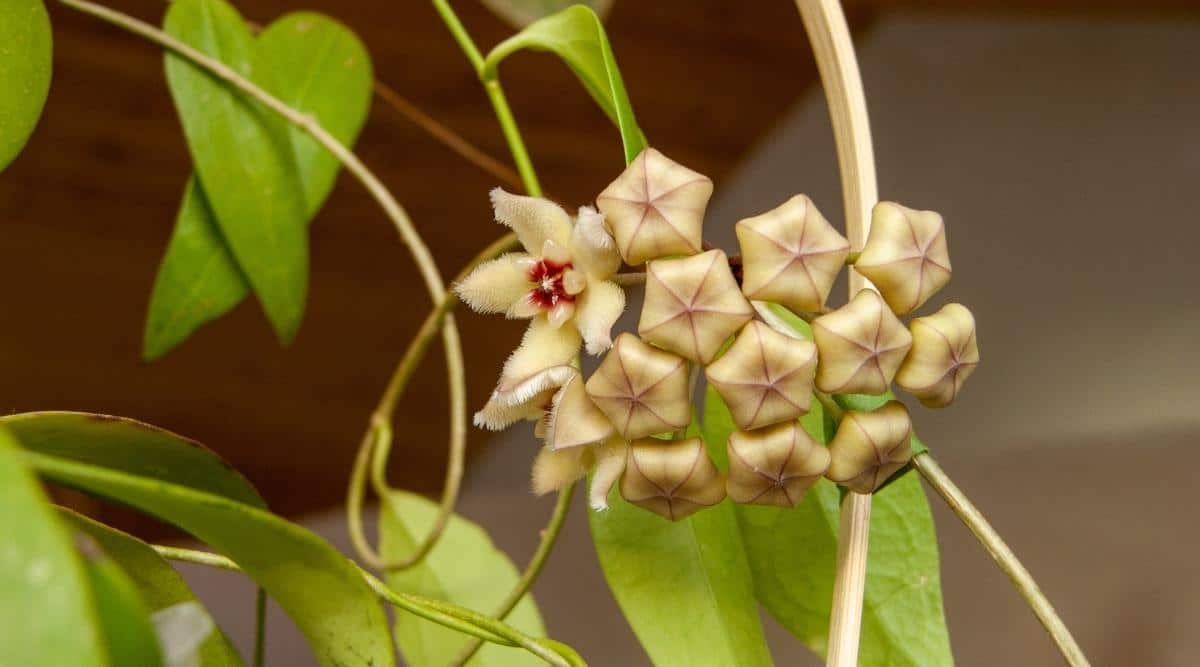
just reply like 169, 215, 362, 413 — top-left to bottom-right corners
2, 0, 1198, 665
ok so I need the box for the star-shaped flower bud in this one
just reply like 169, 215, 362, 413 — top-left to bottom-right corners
621, 437, 725, 521
585, 333, 691, 439
855, 202, 952, 315
596, 148, 712, 265
726, 421, 831, 507
706, 320, 817, 431
546, 374, 615, 450
826, 401, 913, 494
736, 195, 851, 314
812, 289, 913, 395
895, 303, 980, 408
639, 249, 754, 363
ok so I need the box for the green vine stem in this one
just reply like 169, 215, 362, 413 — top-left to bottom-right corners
151, 545, 580, 667
432, 0, 543, 197
450, 480, 577, 666
346, 232, 520, 569
252, 588, 266, 667
912, 454, 1091, 666
55, 0, 476, 574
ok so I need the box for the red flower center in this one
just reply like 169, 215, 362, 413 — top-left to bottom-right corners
528, 258, 574, 309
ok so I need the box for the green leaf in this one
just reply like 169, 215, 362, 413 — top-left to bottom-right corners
0, 0, 52, 173
702, 388, 953, 665
79, 537, 166, 667
26, 452, 396, 667
588, 461, 774, 667
483, 5, 646, 163
0, 411, 264, 508
62, 509, 244, 667
144, 11, 374, 361
482, 0, 613, 29
162, 0, 309, 346
0, 428, 107, 666
379, 490, 544, 666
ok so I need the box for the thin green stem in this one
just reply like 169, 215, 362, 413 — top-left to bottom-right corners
432, 0, 542, 196
451, 482, 577, 666
346, 233, 520, 569
252, 588, 266, 667
152, 545, 577, 667
913, 454, 1090, 667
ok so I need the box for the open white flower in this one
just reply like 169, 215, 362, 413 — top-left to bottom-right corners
460, 188, 629, 430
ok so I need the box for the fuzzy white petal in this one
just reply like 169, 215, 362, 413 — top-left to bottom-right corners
473, 387, 558, 431
455, 254, 532, 315
588, 439, 628, 510
497, 318, 581, 396
531, 446, 587, 496
491, 188, 572, 252
574, 280, 626, 355
570, 206, 622, 279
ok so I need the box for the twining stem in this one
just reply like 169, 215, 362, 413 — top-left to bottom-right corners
55, 0, 474, 575
913, 454, 1091, 666
252, 588, 266, 667
346, 232, 520, 569
432, 0, 543, 196
451, 481, 577, 666
152, 545, 578, 667
793, 1, 879, 663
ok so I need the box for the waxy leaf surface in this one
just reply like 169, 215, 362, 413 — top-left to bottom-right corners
0, 0, 52, 172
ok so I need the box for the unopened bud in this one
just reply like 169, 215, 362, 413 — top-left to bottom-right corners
706, 320, 816, 431
855, 202, 951, 315
726, 421, 830, 507
812, 289, 913, 395
736, 195, 850, 314
547, 374, 615, 450
596, 148, 712, 265
586, 333, 692, 439
621, 437, 725, 520
826, 401, 913, 494
895, 303, 980, 408
639, 249, 754, 363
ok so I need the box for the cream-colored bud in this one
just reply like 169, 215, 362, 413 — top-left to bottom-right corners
895, 303, 980, 408
736, 195, 851, 314
826, 401, 913, 494
595, 148, 712, 265
585, 333, 691, 439
706, 320, 816, 431
621, 437, 725, 521
726, 421, 830, 507
855, 202, 952, 315
546, 374, 615, 450
639, 249, 754, 363
812, 289, 913, 395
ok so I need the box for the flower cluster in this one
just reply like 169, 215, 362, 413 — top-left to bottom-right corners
457, 148, 979, 521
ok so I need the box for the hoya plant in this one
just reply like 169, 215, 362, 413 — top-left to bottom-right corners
0, 0, 1089, 665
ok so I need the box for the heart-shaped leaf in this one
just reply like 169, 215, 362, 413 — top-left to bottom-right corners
379, 490, 545, 666
143, 11, 373, 360
588, 427, 774, 667
161, 0, 310, 346
63, 509, 244, 667
0, 429, 107, 666
483, 5, 645, 163
0, 0, 53, 172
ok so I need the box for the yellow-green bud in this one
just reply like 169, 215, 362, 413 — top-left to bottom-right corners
639, 249, 754, 364
895, 303, 980, 408
586, 333, 692, 439
705, 320, 816, 431
621, 437, 725, 520
736, 194, 850, 314
726, 421, 830, 507
596, 148, 712, 265
826, 401, 913, 494
855, 202, 952, 315
812, 289, 913, 395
